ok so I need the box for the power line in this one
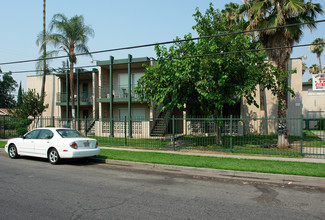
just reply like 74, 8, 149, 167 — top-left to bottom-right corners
0, 19, 324, 66
7, 65, 97, 74
6, 42, 322, 74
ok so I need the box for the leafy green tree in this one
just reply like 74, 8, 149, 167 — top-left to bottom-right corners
135, 4, 283, 144
309, 38, 325, 71
11, 89, 48, 120
45, 13, 94, 126
239, 0, 323, 147
0, 72, 17, 108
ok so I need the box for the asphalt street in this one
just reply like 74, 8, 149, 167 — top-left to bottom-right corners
1, 149, 325, 219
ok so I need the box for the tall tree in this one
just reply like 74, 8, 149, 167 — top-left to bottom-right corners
135, 4, 282, 144
309, 38, 325, 71
240, 0, 323, 147
0, 72, 17, 108
10, 89, 48, 128
221, 2, 241, 25
46, 14, 94, 125
41, 0, 46, 105
17, 81, 23, 107
309, 64, 321, 74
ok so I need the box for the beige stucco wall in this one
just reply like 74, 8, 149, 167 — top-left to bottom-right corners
241, 58, 303, 135
26, 74, 59, 118
301, 84, 325, 118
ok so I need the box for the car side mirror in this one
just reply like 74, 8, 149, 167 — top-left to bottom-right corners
20, 135, 25, 139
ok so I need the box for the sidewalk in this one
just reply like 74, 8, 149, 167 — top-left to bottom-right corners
101, 147, 325, 164
99, 147, 325, 189
1, 143, 324, 188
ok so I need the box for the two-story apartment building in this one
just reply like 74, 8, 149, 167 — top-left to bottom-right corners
27, 56, 163, 137
27, 57, 323, 137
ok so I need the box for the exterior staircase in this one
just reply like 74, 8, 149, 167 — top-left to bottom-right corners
85, 111, 98, 134
150, 109, 174, 137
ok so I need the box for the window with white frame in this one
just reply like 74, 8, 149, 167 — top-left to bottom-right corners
118, 73, 145, 98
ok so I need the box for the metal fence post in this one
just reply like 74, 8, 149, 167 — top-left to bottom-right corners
52, 116, 55, 127
3, 116, 5, 138
172, 115, 175, 151
84, 117, 87, 136
124, 116, 127, 146
300, 114, 304, 157
230, 115, 233, 152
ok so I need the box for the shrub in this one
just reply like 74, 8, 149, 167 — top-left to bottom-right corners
317, 118, 325, 130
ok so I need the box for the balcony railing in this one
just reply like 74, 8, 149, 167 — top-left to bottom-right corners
99, 85, 139, 99
56, 92, 93, 104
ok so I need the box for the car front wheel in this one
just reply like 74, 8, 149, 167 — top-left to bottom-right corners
8, 144, 19, 159
48, 148, 60, 164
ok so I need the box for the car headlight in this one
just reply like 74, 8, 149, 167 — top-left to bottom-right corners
70, 142, 78, 149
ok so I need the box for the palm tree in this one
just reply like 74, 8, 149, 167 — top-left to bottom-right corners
46, 14, 94, 125
309, 64, 321, 75
309, 38, 325, 71
240, 0, 323, 147
41, 0, 46, 105
221, 3, 241, 25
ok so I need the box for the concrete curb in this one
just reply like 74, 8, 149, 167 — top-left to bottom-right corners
94, 158, 325, 189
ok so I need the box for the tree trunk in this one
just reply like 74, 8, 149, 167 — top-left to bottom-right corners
70, 62, 75, 130
40, 0, 46, 105
277, 64, 290, 149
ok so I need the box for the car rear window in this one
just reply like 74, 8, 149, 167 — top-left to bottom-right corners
56, 129, 85, 138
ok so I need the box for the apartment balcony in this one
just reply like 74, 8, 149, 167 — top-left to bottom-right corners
97, 86, 143, 103
56, 92, 93, 105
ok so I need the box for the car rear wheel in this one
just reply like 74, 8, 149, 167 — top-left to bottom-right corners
48, 148, 60, 164
8, 144, 19, 159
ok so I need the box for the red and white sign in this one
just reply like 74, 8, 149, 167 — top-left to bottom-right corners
313, 74, 325, 91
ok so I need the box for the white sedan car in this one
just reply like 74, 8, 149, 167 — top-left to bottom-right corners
5, 128, 100, 164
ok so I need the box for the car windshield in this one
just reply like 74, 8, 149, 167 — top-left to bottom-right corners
56, 129, 85, 138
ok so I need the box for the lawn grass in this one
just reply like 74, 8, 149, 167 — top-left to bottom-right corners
93, 130, 324, 152
0, 141, 6, 148
99, 149, 325, 177
93, 136, 171, 148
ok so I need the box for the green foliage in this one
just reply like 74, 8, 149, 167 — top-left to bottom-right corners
0, 72, 17, 108
135, 4, 283, 117
240, 0, 323, 117
309, 64, 321, 75
42, 13, 94, 120
317, 119, 325, 130
0, 117, 32, 137
309, 38, 325, 70
11, 89, 48, 119
17, 81, 23, 107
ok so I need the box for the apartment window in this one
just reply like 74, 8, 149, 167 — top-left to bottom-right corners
118, 73, 145, 97
119, 108, 145, 120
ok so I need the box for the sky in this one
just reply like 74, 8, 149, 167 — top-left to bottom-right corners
1, 0, 325, 94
